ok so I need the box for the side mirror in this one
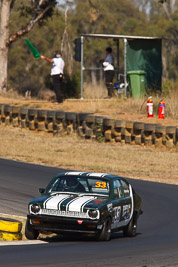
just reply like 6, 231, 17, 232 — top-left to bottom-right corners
39, 188, 45, 194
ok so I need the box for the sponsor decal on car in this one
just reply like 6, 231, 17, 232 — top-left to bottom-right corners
123, 204, 131, 220
107, 203, 113, 212
112, 206, 121, 224
95, 181, 107, 188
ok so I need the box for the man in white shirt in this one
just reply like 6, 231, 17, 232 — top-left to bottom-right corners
41, 51, 65, 103
102, 47, 115, 98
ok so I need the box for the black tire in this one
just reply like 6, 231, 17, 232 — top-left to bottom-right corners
96, 217, 111, 241
144, 123, 156, 132
28, 109, 37, 117
4, 105, 12, 113
95, 116, 105, 124
125, 120, 133, 129
176, 128, 178, 140
85, 128, 93, 138
166, 126, 176, 135
155, 125, 166, 134
47, 110, 56, 119
133, 122, 144, 131
0, 104, 4, 112
25, 219, 39, 240
77, 113, 92, 122
85, 115, 96, 124
125, 135, 132, 144
66, 112, 77, 121
37, 110, 47, 118
115, 120, 125, 128
20, 107, 28, 115
103, 118, 115, 128
12, 106, 20, 114
56, 111, 66, 120
123, 216, 137, 237
0, 105, 4, 120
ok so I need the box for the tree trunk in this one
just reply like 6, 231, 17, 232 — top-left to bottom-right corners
170, 0, 177, 14
0, 0, 56, 93
162, 2, 172, 20
0, 0, 11, 92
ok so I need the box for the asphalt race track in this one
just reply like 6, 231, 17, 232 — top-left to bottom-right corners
0, 158, 178, 267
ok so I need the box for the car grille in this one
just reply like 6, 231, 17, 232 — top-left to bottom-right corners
33, 220, 97, 232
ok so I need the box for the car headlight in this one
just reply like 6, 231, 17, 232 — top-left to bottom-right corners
30, 204, 41, 214
88, 209, 99, 219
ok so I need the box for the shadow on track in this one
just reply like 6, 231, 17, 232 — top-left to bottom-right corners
38, 231, 142, 243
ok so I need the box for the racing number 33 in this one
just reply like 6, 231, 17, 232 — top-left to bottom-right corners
95, 182, 107, 188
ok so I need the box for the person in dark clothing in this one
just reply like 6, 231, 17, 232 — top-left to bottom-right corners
102, 47, 115, 98
40, 51, 65, 103
65, 177, 86, 193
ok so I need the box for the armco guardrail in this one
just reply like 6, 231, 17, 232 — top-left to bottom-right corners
0, 104, 177, 151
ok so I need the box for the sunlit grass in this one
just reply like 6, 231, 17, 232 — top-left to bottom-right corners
0, 126, 177, 184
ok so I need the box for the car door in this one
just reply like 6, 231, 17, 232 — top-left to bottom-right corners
120, 179, 133, 226
111, 179, 126, 230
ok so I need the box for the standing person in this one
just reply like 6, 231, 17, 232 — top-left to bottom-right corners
102, 47, 115, 98
40, 50, 65, 103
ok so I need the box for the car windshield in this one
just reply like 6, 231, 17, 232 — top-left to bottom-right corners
46, 176, 110, 196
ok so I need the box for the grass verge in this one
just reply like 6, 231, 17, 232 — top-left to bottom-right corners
0, 125, 177, 184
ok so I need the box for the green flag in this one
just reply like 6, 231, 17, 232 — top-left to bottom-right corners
25, 38, 41, 59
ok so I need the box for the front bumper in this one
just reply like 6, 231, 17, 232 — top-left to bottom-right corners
27, 214, 101, 235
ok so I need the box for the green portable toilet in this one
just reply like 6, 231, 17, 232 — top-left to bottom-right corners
127, 70, 146, 97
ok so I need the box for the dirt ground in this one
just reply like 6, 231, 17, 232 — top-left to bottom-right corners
0, 125, 177, 184
0, 95, 177, 184
0, 96, 178, 127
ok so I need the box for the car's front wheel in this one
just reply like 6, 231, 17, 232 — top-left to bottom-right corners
25, 219, 39, 240
123, 216, 137, 237
96, 217, 111, 241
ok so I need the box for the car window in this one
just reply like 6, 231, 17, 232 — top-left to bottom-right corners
77, 179, 90, 192
46, 176, 110, 196
114, 180, 124, 199
120, 179, 130, 197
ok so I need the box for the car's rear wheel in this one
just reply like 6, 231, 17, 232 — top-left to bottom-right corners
25, 219, 39, 240
123, 216, 137, 237
96, 217, 111, 241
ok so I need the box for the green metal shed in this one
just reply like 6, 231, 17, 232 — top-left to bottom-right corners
80, 34, 163, 98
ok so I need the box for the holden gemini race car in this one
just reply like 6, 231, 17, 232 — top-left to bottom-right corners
25, 172, 143, 241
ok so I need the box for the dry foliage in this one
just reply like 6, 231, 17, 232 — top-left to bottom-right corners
0, 126, 177, 185
165, 89, 178, 119
83, 82, 108, 99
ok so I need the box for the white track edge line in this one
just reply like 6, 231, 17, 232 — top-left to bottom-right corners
0, 240, 48, 246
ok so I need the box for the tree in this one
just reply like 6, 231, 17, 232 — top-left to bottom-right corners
129, 0, 177, 19
70, 0, 146, 82
0, 0, 57, 92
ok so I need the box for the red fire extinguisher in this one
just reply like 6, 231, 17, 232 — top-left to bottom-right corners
158, 99, 165, 119
147, 96, 153, 117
